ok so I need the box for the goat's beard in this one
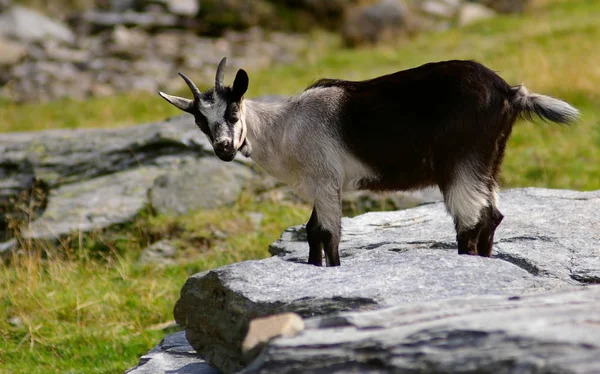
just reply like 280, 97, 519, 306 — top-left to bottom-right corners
239, 138, 252, 157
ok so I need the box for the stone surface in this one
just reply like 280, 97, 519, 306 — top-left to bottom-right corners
458, 3, 496, 26
127, 331, 222, 374
164, 0, 199, 16
244, 286, 600, 373
149, 157, 254, 215
0, 37, 26, 65
174, 188, 600, 373
0, 5, 75, 44
23, 167, 163, 239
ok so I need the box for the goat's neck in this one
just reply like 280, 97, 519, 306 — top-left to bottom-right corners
241, 98, 292, 170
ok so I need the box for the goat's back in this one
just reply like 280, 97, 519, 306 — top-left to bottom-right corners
310, 60, 519, 190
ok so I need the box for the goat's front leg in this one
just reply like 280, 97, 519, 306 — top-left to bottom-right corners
305, 187, 342, 267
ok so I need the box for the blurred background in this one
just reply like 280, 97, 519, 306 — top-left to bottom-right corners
1, 0, 598, 373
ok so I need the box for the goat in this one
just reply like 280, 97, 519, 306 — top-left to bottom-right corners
159, 57, 579, 267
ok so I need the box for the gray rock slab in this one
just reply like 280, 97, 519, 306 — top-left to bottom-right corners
0, 115, 257, 240
174, 188, 600, 373
149, 157, 255, 215
0, 5, 75, 44
127, 331, 221, 374
0, 115, 213, 189
244, 286, 600, 374
22, 166, 164, 239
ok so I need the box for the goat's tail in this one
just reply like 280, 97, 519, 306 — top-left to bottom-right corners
512, 85, 579, 125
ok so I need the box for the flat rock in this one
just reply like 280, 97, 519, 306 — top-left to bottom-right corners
244, 285, 600, 373
22, 166, 164, 239
126, 331, 221, 374
174, 188, 600, 373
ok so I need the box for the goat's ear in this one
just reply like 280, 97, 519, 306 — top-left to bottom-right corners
232, 69, 249, 101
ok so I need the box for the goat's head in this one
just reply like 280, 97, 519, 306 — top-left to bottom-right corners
159, 57, 251, 161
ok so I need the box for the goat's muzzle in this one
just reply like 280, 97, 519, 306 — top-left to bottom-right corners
214, 139, 237, 162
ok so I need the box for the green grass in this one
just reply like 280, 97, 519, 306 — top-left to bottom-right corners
0, 193, 310, 373
1, 0, 599, 372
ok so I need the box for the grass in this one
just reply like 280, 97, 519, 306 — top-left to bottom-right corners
0, 192, 310, 373
1, 0, 599, 372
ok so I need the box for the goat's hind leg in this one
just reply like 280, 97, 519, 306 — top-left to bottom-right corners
476, 205, 503, 257
443, 167, 492, 256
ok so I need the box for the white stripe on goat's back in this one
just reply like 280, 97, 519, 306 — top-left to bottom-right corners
444, 162, 490, 231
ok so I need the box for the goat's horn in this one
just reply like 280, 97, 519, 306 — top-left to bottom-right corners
178, 72, 202, 102
215, 57, 227, 90
158, 91, 194, 113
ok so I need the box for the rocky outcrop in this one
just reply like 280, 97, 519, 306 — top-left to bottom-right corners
0, 115, 259, 242
133, 285, 600, 373
172, 188, 600, 373
245, 286, 600, 373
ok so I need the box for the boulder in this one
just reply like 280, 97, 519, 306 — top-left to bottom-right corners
174, 188, 600, 373
0, 37, 26, 65
458, 3, 496, 26
342, 0, 414, 47
0, 5, 75, 44
244, 286, 600, 373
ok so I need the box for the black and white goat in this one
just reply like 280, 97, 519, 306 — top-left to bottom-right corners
159, 57, 579, 267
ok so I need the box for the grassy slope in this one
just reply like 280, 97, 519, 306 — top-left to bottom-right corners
1, 1, 599, 373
